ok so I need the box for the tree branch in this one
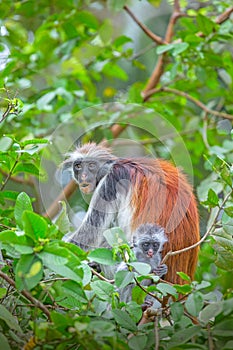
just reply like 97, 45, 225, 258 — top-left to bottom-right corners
123, 5, 166, 45
161, 189, 233, 264
143, 86, 233, 120
142, 2, 183, 96
216, 6, 233, 24
0, 270, 51, 320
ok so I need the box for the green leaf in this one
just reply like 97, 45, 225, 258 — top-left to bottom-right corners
22, 211, 48, 240
156, 282, 177, 296
185, 292, 204, 317
156, 43, 174, 55
0, 333, 11, 350
213, 319, 233, 337
202, 188, 219, 207
129, 262, 151, 275
172, 42, 189, 56
103, 227, 128, 247
196, 14, 216, 35
220, 165, 232, 187
88, 248, 118, 265
112, 309, 137, 332
113, 35, 132, 47
199, 302, 223, 325
76, 11, 99, 29
102, 62, 128, 81
14, 192, 33, 229
169, 326, 202, 345
107, 0, 128, 11
54, 201, 71, 234
177, 272, 191, 282
0, 305, 22, 333
15, 254, 43, 291
0, 230, 34, 255
91, 280, 115, 301
115, 270, 135, 288
0, 288, 7, 298
39, 242, 83, 283
21, 138, 48, 146
128, 334, 147, 350
174, 284, 193, 294
224, 206, 233, 218
36, 91, 56, 110
13, 163, 40, 176
170, 302, 184, 322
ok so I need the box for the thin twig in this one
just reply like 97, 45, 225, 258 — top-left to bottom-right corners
123, 6, 166, 45
143, 87, 233, 120
134, 277, 162, 304
142, 1, 182, 96
216, 6, 233, 24
0, 157, 19, 191
0, 270, 51, 320
162, 189, 233, 264
91, 268, 115, 284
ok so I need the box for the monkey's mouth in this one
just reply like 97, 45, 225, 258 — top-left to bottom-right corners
147, 252, 154, 258
80, 183, 93, 194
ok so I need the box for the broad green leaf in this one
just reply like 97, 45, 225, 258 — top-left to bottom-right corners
224, 206, 233, 218
103, 227, 128, 247
169, 325, 202, 344
112, 309, 137, 332
172, 42, 189, 56
91, 280, 115, 301
54, 201, 71, 234
174, 284, 193, 294
185, 292, 204, 317
76, 11, 99, 29
0, 305, 22, 333
156, 282, 177, 296
0, 230, 34, 255
0, 190, 19, 202
0, 288, 7, 298
102, 62, 128, 81
22, 211, 48, 240
128, 334, 147, 350
14, 192, 33, 229
15, 254, 43, 291
115, 270, 135, 288
62, 280, 88, 303
156, 43, 174, 55
113, 35, 132, 47
129, 262, 151, 275
196, 14, 216, 35
0, 333, 11, 350
199, 302, 223, 324
87, 320, 115, 335
213, 319, 233, 337
170, 302, 184, 322
88, 248, 118, 265
177, 272, 191, 282
13, 163, 39, 176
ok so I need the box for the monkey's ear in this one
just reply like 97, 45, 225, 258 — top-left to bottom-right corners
96, 161, 113, 183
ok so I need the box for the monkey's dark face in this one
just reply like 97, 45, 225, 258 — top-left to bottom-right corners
139, 239, 160, 258
73, 158, 100, 194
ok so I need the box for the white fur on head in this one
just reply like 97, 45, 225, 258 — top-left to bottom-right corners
133, 223, 168, 249
66, 142, 116, 162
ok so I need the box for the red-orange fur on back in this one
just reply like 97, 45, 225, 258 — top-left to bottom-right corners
118, 158, 199, 284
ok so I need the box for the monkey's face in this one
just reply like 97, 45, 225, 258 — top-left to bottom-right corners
73, 159, 99, 194
140, 239, 160, 258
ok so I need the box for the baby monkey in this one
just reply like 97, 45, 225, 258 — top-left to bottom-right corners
117, 223, 168, 304
132, 223, 168, 278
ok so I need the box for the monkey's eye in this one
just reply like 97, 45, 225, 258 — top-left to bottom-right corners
88, 162, 97, 170
74, 163, 82, 170
142, 242, 149, 249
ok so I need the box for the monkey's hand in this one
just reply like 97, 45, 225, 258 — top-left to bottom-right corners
153, 263, 168, 277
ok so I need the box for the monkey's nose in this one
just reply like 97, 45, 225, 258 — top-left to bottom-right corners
81, 174, 87, 180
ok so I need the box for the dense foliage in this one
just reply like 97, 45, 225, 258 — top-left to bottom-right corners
0, 0, 233, 349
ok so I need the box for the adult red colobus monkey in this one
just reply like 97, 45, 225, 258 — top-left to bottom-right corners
63, 142, 199, 284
